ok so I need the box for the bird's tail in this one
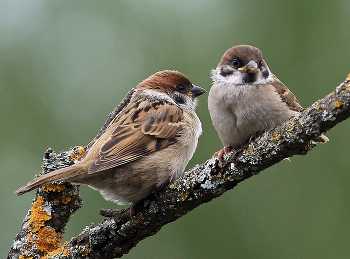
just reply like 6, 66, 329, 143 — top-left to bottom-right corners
15, 165, 82, 196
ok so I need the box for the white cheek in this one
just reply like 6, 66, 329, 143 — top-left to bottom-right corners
211, 68, 275, 86
256, 72, 274, 84
188, 97, 198, 110
211, 69, 244, 85
143, 89, 175, 104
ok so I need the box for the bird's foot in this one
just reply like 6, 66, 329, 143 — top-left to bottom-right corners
212, 146, 232, 167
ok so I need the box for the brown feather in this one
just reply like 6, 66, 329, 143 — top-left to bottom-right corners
88, 97, 183, 174
272, 75, 303, 112
15, 165, 82, 195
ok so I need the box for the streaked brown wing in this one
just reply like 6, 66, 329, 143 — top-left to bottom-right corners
88, 98, 183, 173
272, 74, 303, 112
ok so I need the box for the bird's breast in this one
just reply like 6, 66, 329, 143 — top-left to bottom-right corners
209, 83, 297, 147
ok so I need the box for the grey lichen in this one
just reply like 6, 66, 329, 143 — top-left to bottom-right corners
226, 163, 244, 181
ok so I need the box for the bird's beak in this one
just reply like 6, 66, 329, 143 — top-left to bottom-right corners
188, 84, 206, 97
238, 60, 260, 74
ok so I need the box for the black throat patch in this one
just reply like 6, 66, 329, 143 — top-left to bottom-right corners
242, 73, 257, 84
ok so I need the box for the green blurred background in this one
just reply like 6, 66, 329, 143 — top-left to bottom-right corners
1, 1, 350, 258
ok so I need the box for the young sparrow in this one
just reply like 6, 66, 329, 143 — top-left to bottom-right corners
16, 70, 206, 214
208, 45, 328, 159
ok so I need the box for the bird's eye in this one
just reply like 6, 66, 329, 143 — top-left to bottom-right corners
231, 59, 240, 67
176, 84, 187, 93
258, 61, 263, 68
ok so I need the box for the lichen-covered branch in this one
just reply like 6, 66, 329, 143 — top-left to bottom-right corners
8, 74, 350, 259
8, 147, 84, 259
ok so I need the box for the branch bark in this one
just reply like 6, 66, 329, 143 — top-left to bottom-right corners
8, 74, 350, 259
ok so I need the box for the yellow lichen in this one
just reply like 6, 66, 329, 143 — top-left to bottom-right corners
26, 196, 64, 255
28, 196, 52, 232
53, 194, 71, 205
36, 227, 62, 254
42, 242, 71, 259
63, 249, 71, 256
345, 74, 350, 91
41, 183, 66, 193
269, 132, 282, 142
301, 144, 315, 154
334, 101, 342, 108
77, 147, 85, 156
70, 146, 85, 161
61, 195, 72, 204
285, 124, 294, 132
172, 182, 179, 189
19, 255, 33, 259
70, 153, 77, 160
180, 194, 188, 201
131, 216, 145, 225
246, 147, 253, 152
81, 248, 92, 256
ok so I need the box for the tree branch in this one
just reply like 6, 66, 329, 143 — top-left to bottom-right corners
8, 74, 350, 259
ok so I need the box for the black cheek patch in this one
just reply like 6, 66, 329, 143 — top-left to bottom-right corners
174, 96, 185, 104
220, 67, 233, 77
262, 69, 269, 78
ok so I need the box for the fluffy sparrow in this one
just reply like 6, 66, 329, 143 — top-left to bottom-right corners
208, 45, 328, 160
16, 70, 206, 214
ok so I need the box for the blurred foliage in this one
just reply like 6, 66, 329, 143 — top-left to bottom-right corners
1, 0, 350, 258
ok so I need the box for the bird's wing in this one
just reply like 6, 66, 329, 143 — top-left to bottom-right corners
272, 74, 303, 112
88, 98, 183, 173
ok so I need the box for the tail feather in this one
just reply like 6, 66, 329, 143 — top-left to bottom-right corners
15, 165, 82, 196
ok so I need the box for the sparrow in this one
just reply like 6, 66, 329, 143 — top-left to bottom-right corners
16, 70, 206, 214
208, 45, 328, 160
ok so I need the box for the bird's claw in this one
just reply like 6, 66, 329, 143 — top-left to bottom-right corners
212, 146, 232, 167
